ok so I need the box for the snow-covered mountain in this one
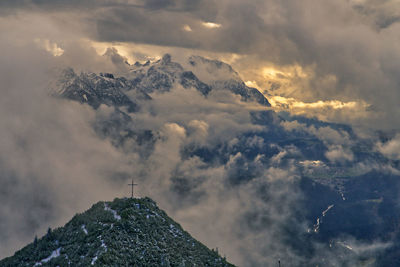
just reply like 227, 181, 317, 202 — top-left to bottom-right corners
54, 54, 270, 111
54, 68, 149, 112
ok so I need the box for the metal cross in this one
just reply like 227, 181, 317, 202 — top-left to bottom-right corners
128, 178, 138, 198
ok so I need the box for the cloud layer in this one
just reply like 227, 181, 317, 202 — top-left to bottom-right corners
2, 0, 400, 130
1, 1, 400, 266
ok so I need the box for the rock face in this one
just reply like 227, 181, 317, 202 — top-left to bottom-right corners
0, 197, 234, 267
186, 55, 270, 106
54, 68, 150, 112
131, 54, 270, 106
54, 54, 270, 110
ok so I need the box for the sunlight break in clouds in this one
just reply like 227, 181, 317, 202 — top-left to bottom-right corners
269, 95, 373, 124
202, 22, 222, 28
34, 38, 64, 57
2, 1, 400, 266
268, 96, 364, 110
183, 24, 193, 32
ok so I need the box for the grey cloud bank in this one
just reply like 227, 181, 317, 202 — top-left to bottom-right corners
1, 1, 400, 266
2, 0, 400, 130
0, 41, 135, 257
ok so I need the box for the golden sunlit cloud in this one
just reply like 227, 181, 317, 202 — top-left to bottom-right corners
202, 22, 222, 28
89, 39, 244, 68
268, 96, 362, 110
242, 62, 345, 117
34, 38, 64, 57
261, 64, 318, 98
87, 40, 373, 126
267, 94, 374, 124
241, 62, 322, 102
262, 64, 309, 79
262, 68, 283, 78
244, 80, 260, 89
246, 79, 370, 123
183, 25, 193, 32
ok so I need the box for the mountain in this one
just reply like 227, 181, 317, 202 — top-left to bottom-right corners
39, 54, 400, 265
0, 197, 234, 267
53, 54, 270, 111
53, 68, 151, 112
186, 55, 270, 107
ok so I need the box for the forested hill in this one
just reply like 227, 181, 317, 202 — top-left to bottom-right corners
1, 197, 234, 267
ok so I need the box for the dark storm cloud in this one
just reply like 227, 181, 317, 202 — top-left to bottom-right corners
0, 0, 217, 17
95, 7, 194, 47
92, 1, 270, 54
2, 1, 400, 265
5, 0, 395, 131
351, 0, 400, 29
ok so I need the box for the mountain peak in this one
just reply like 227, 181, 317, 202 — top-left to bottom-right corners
161, 53, 172, 65
1, 197, 234, 266
187, 55, 240, 82
127, 54, 270, 106
52, 54, 270, 113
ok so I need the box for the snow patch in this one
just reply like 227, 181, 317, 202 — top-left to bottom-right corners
322, 205, 334, 217
34, 248, 61, 266
90, 238, 107, 265
169, 224, 182, 237
337, 241, 353, 251
101, 239, 108, 251
91, 256, 98, 265
104, 203, 121, 220
81, 224, 88, 235
313, 204, 335, 233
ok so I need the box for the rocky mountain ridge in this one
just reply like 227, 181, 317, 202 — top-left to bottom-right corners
53, 54, 270, 112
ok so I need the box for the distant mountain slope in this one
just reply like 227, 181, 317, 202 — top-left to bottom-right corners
0, 197, 234, 267
53, 68, 151, 112
186, 55, 270, 107
53, 54, 270, 109
40, 54, 400, 265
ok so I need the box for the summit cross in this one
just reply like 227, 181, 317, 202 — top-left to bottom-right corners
128, 179, 138, 198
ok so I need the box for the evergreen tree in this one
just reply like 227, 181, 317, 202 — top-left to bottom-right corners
33, 236, 38, 248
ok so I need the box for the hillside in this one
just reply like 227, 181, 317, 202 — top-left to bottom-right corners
0, 197, 234, 267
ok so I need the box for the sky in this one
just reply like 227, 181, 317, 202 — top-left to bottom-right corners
1, 0, 400, 265
1, 0, 400, 129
